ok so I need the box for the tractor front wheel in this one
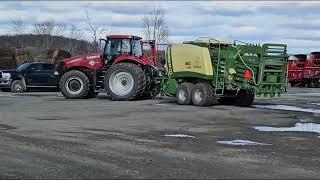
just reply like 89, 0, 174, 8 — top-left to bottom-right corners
105, 63, 146, 101
191, 83, 214, 107
59, 70, 90, 99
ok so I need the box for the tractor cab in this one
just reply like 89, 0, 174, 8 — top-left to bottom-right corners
101, 35, 143, 66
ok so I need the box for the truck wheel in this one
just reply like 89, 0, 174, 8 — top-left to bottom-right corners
11, 80, 25, 93
176, 82, 194, 105
105, 62, 146, 101
59, 70, 90, 99
191, 83, 214, 107
234, 90, 255, 107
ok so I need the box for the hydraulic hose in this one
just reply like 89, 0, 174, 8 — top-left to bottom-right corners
234, 50, 264, 86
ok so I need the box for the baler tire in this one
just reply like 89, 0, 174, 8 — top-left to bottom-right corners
59, 70, 90, 99
10, 80, 25, 93
105, 62, 146, 101
176, 82, 194, 105
191, 83, 214, 107
234, 90, 255, 107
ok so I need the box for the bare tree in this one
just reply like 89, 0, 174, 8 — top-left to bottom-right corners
11, 17, 24, 35
10, 17, 25, 47
33, 19, 56, 35
32, 19, 62, 49
84, 9, 106, 50
142, 7, 169, 43
66, 24, 85, 54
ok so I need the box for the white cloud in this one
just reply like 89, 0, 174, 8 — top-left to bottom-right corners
0, 1, 319, 54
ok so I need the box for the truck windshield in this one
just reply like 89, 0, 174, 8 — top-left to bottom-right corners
17, 63, 30, 71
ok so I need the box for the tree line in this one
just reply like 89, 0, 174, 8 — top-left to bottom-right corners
3, 7, 169, 56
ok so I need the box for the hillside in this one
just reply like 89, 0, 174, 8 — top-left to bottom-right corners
0, 34, 96, 69
0, 34, 95, 56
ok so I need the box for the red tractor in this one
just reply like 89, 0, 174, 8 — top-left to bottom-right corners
55, 35, 160, 100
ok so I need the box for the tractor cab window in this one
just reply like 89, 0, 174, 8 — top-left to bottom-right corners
105, 39, 132, 56
132, 40, 142, 56
122, 39, 131, 54
105, 39, 121, 56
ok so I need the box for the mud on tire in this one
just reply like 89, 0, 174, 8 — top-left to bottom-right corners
105, 62, 146, 101
176, 82, 194, 105
191, 83, 214, 107
59, 70, 90, 99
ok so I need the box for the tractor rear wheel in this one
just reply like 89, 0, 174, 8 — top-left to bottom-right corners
233, 90, 255, 107
176, 82, 194, 105
59, 70, 90, 99
105, 62, 146, 101
191, 83, 214, 107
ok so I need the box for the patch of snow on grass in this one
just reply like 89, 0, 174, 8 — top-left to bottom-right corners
217, 139, 270, 146
253, 104, 320, 114
164, 134, 195, 138
254, 123, 320, 135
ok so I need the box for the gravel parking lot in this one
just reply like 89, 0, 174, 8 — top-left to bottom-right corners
0, 88, 320, 179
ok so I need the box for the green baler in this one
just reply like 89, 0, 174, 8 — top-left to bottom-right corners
161, 38, 288, 107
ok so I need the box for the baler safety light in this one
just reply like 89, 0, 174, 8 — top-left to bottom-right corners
244, 69, 252, 80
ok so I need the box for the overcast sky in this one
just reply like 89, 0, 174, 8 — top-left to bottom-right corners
1, 1, 320, 54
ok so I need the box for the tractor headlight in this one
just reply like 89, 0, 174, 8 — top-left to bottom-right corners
2, 73, 11, 79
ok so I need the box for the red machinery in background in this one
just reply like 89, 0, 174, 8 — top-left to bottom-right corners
288, 52, 320, 87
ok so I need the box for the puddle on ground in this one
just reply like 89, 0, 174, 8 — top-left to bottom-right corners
163, 134, 195, 138
254, 123, 320, 137
253, 104, 320, 114
217, 139, 270, 146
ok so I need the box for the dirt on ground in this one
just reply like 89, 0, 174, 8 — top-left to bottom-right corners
0, 88, 320, 179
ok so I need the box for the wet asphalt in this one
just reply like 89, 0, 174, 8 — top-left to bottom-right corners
0, 88, 320, 179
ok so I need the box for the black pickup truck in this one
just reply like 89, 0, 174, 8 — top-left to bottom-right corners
0, 63, 58, 93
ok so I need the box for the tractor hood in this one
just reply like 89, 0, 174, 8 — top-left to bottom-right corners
63, 52, 103, 70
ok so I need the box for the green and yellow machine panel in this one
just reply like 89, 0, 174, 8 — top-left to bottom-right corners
166, 44, 214, 79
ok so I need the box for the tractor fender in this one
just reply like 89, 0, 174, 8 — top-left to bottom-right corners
112, 54, 155, 66
112, 56, 146, 66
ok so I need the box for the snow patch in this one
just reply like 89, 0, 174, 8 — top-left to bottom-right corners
311, 103, 320, 106
254, 123, 320, 135
253, 104, 320, 114
217, 139, 270, 146
0, 94, 15, 98
285, 93, 320, 97
163, 134, 195, 138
